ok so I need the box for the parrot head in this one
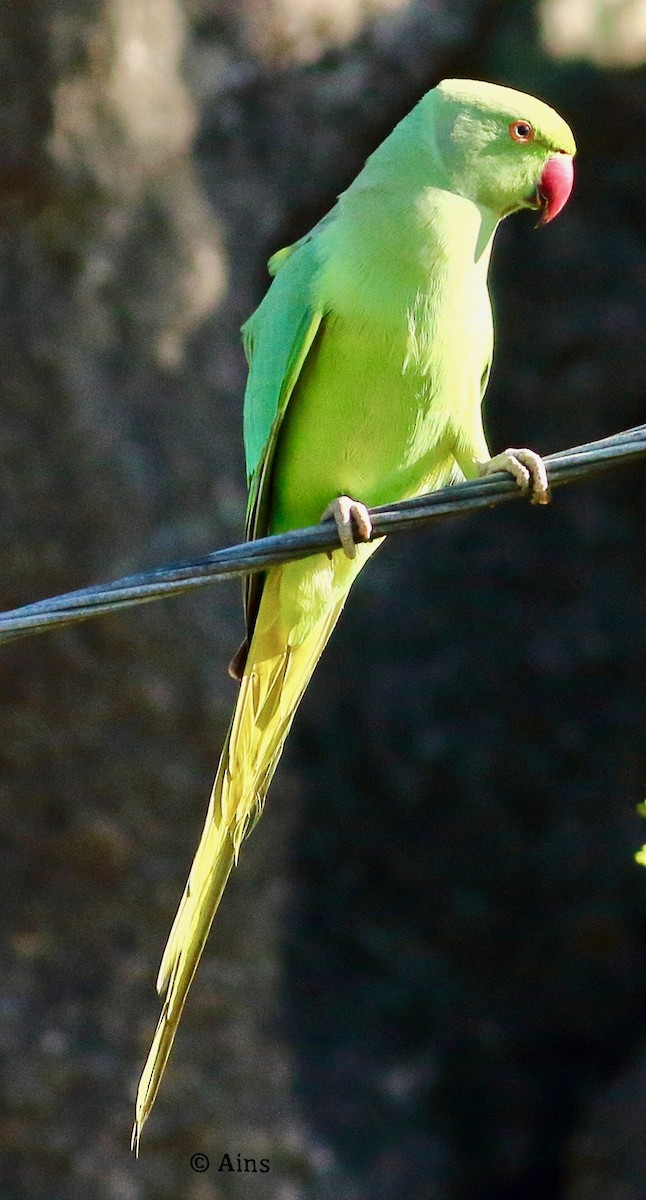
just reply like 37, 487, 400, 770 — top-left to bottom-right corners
428, 79, 576, 226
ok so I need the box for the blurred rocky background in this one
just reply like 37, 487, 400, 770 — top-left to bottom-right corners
0, 1, 644, 1197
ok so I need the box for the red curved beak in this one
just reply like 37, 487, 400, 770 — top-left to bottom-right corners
534, 154, 575, 226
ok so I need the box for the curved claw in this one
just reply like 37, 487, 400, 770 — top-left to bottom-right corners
321, 495, 373, 559
479, 447, 550, 506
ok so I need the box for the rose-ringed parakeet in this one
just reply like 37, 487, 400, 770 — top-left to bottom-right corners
132, 78, 576, 1145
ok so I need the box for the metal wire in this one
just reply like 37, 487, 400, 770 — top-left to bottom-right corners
1, 423, 645, 646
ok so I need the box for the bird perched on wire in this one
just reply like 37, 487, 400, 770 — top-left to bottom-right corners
132, 77, 576, 1147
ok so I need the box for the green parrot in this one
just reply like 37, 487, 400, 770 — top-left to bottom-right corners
132, 78, 576, 1146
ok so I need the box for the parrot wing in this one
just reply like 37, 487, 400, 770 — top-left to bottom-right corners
263, 206, 336, 277
240, 232, 327, 644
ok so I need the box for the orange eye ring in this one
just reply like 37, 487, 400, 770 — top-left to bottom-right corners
509, 120, 534, 144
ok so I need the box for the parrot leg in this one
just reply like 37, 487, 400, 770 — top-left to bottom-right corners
228, 637, 248, 682
321, 495, 373, 559
479, 448, 550, 505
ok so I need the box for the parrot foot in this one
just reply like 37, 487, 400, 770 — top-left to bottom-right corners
321, 495, 373, 559
479, 448, 550, 506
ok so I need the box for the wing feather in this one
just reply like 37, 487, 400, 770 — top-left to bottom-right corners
240, 231, 328, 641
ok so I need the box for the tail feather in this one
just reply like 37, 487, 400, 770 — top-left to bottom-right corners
132, 589, 347, 1149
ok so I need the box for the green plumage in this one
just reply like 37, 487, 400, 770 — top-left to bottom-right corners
133, 78, 576, 1145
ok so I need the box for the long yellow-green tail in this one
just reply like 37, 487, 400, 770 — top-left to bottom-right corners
131, 569, 349, 1149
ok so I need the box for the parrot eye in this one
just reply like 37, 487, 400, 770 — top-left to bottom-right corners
509, 120, 534, 143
